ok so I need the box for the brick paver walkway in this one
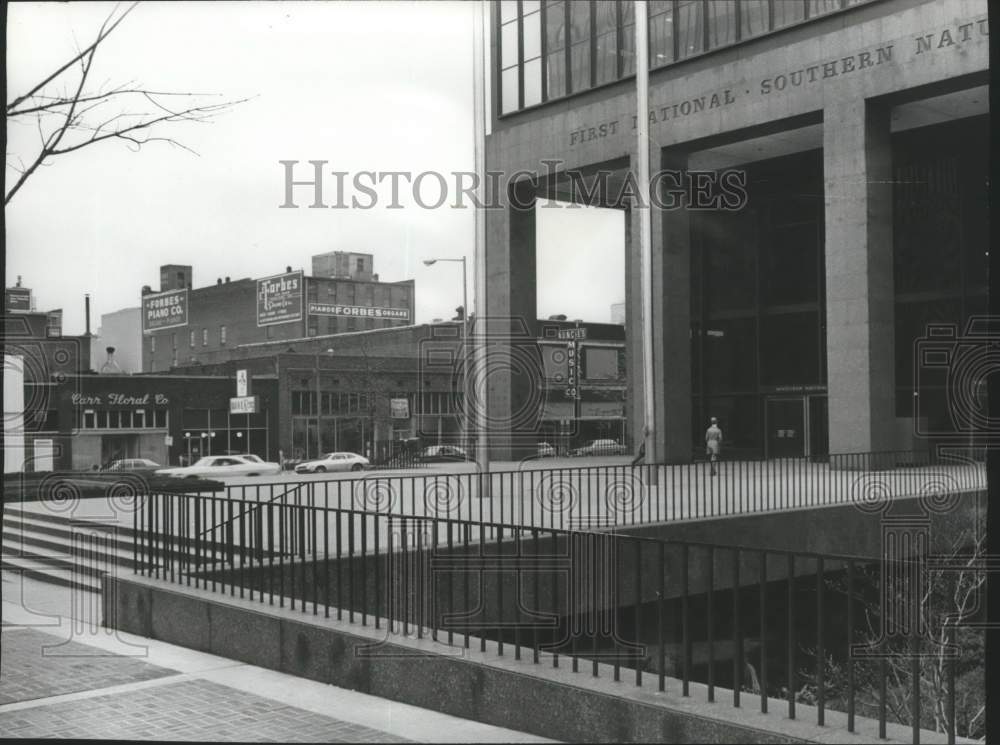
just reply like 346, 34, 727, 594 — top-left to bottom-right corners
0, 677, 411, 742
0, 626, 409, 741
0, 628, 176, 704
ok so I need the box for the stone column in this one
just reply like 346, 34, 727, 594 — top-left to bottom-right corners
655, 149, 693, 464
823, 99, 895, 457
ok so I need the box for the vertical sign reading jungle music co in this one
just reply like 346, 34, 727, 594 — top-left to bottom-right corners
256, 270, 303, 326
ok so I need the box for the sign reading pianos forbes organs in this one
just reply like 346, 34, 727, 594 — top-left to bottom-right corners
257, 271, 303, 326
308, 303, 410, 321
142, 288, 188, 333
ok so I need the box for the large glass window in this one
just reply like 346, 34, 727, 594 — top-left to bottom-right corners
704, 318, 757, 393
702, 212, 756, 314
759, 312, 821, 386
649, 1, 674, 67
773, 0, 807, 29
500, 4, 519, 113
522, 3, 542, 106
544, 1, 566, 99
619, 2, 635, 77
594, 1, 618, 86
568, 1, 591, 93
760, 218, 820, 307
500, 1, 877, 115
707, 0, 737, 50
676, 0, 704, 59
741, 0, 770, 40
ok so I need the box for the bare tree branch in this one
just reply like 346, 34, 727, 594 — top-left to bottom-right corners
5, 2, 251, 205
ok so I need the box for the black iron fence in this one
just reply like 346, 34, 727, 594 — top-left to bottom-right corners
221, 448, 987, 532
133, 485, 983, 743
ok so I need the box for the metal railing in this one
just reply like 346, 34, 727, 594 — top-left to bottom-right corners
220, 447, 986, 532
133, 484, 983, 744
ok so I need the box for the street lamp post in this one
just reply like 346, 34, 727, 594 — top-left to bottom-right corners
424, 257, 470, 455
315, 348, 334, 460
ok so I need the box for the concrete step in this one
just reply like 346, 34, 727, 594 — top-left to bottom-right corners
3, 509, 287, 560
2, 526, 137, 569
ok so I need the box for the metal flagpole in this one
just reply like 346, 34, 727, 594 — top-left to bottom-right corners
635, 2, 658, 468
472, 0, 489, 474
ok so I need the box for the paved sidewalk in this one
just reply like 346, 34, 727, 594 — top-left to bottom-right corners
0, 570, 555, 743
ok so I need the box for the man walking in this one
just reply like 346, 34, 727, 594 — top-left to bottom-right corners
705, 417, 723, 476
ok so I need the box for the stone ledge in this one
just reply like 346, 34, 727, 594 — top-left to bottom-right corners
103, 573, 968, 744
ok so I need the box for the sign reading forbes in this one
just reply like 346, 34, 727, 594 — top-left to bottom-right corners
308, 303, 410, 321
257, 271, 303, 326
142, 289, 188, 333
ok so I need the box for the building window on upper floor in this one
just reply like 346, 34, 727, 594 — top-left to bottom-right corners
150, 335, 156, 353
154, 409, 167, 428
649, 1, 674, 67
544, 1, 566, 99
356, 257, 365, 273
308, 318, 318, 337
499, 1, 520, 113
708, 1, 737, 49
593, 1, 618, 87
190, 330, 196, 348
266, 324, 274, 339
501, 0, 876, 115
220, 325, 227, 345
202, 328, 208, 346
567, 0, 590, 94
774, 0, 807, 29
676, 0, 704, 59
741, 0, 770, 41
619, 1, 635, 77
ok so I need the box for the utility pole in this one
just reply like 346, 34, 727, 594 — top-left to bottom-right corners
635, 2, 657, 471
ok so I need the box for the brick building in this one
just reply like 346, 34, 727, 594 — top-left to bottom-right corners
165, 319, 628, 461
142, 253, 416, 372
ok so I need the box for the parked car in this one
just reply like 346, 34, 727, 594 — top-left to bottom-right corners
294, 452, 369, 474
155, 455, 281, 479
536, 442, 557, 458
416, 445, 474, 463
102, 458, 162, 473
569, 439, 627, 457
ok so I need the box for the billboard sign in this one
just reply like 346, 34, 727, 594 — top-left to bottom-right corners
142, 289, 188, 333
556, 327, 587, 341
257, 271, 303, 326
5, 287, 31, 312
390, 398, 410, 419
236, 369, 250, 397
230, 395, 259, 414
308, 302, 409, 321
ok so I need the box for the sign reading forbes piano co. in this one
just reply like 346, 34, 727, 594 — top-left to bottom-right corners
257, 271, 303, 326
142, 289, 188, 333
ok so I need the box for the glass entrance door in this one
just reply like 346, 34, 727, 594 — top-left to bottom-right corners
766, 397, 806, 458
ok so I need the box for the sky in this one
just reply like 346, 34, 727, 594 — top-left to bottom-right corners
6, 1, 624, 335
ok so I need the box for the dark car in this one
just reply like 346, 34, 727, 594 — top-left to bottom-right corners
416, 445, 474, 463
101, 458, 162, 474
568, 439, 627, 457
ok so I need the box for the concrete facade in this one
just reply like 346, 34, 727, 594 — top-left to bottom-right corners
483, 0, 989, 462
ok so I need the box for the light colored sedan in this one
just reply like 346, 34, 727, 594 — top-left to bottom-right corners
294, 452, 369, 474
156, 455, 282, 479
